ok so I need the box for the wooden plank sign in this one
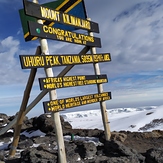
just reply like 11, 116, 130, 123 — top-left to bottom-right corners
27, 21, 101, 47
23, 0, 99, 33
43, 92, 112, 112
39, 74, 108, 90
19, 0, 88, 41
19, 53, 111, 69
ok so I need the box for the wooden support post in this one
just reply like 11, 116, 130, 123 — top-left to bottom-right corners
9, 47, 40, 157
88, 19, 111, 140
33, 1, 67, 162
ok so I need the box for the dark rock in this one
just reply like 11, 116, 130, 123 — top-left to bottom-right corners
10, 115, 32, 131
60, 116, 72, 131
17, 138, 33, 149
32, 114, 72, 133
66, 128, 103, 138
8, 135, 33, 151
63, 121, 72, 130
5, 158, 21, 163
104, 140, 145, 162
122, 131, 163, 153
32, 135, 55, 144
32, 135, 57, 150
65, 141, 81, 162
23, 117, 33, 129
0, 132, 13, 144
20, 147, 58, 163
75, 141, 97, 159
99, 132, 127, 143
84, 142, 97, 159
37, 144, 47, 151
93, 155, 109, 163
145, 148, 163, 163
139, 119, 163, 131
0, 150, 4, 161
146, 112, 154, 115
0, 113, 9, 128
97, 145, 105, 156
106, 156, 144, 163
32, 114, 54, 133
111, 132, 127, 142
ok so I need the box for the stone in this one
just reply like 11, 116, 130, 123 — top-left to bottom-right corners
0, 151, 4, 161
75, 141, 97, 159
104, 140, 145, 162
17, 138, 33, 149
20, 147, 58, 163
145, 148, 163, 163
32, 114, 72, 134
111, 132, 127, 142
32, 114, 54, 133
0, 113, 9, 128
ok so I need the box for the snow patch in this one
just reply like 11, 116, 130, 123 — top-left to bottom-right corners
61, 105, 163, 132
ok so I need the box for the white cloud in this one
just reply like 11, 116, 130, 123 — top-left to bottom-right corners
93, 0, 163, 78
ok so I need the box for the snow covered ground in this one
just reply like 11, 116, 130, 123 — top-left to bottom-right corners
0, 105, 162, 154
61, 105, 163, 132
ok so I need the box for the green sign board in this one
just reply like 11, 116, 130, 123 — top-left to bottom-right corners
43, 92, 112, 112
27, 21, 101, 47
23, 0, 99, 33
19, 53, 111, 69
39, 74, 108, 90
19, 0, 88, 41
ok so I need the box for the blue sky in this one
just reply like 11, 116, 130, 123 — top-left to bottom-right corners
0, 0, 163, 117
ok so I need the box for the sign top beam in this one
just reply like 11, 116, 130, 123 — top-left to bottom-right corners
23, 0, 99, 33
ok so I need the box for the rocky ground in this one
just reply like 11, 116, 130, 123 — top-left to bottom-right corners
0, 113, 163, 163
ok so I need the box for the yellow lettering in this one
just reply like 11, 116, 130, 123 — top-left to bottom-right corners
63, 76, 72, 82
62, 13, 69, 24
45, 56, 52, 66
65, 37, 72, 42
104, 54, 111, 61
102, 96, 110, 101
61, 55, 81, 64
81, 55, 93, 63
93, 54, 104, 62
84, 80, 96, 85
96, 79, 107, 83
23, 56, 44, 67
63, 81, 73, 87
46, 83, 56, 89
40, 6, 60, 21
50, 105, 62, 111
43, 25, 48, 33
52, 56, 61, 65
74, 39, 82, 44
50, 100, 58, 106
63, 13, 91, 30
77, 76, 85, 80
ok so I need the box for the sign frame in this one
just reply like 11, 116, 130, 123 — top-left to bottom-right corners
26, 21, 101, 47
19, 53, 111, 69
43, 92, 112, 112
23, 0, 99, 33
19, 0, 89, 41
39, 74, 108, 90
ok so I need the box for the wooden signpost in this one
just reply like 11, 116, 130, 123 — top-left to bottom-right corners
43, 92, 111, 112
26, 21, 101, 47
19, 0, 88, 41
19, 53, 111, 69
23, 0, 99, 33
9, 0, 112, 162
39, 74, 108, 90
